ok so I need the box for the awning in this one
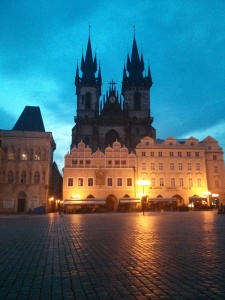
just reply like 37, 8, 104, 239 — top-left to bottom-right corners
64, 198, 106, 205
189, 197, 207, 202
119, 198, 141, 204
148, 197, 177, 202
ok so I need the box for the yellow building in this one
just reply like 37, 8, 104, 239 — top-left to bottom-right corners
63, 140, 138, 212
63, 136, 225, 212
136, 136, 225, 209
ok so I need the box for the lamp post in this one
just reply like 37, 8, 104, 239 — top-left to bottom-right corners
202, 191, 211, 208
212, 193, 219, 207
49, 197, 55, 212
136, 180, 150, 216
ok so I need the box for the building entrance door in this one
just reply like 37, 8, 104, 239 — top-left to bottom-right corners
18, 198, 26, 212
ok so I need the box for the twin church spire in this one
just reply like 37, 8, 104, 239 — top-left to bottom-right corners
75, 31, 102, 90
72, 30, 156, 151
75, 30, 152, 91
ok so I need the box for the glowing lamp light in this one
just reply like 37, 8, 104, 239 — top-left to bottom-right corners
71, 194, 80, 200
212, 193, 219, 197
202, 191, 211, 196
138, 192, 146, 197
136, 180, 151, 186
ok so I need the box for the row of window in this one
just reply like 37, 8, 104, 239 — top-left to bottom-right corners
142, 163, 219, 173
67, 176, 220, 188
8, 149, 48, 161
142, 162, 204, 171
68, 177, 133, 187
3, 171, 45, 184
141, 151, 219, 159
71, 160, 128, 165
141, 151, 201, 157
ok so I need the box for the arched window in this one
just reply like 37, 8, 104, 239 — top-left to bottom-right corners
85, 92, 92, 110
7, 171, 13, 183
8, 149, 15, 160
134, 92, 141, 110
21, 171, 26, 184
35, 148, 41, 160
34, 172, 40, 184
104, 130, 119, 148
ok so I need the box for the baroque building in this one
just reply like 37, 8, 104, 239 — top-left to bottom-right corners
135, 136, 225, 209
63, 33, 225, 212
0, 106, 62, 213
72, 33, 156, 152
63, 140, 137, 213
63, 136, 225, 212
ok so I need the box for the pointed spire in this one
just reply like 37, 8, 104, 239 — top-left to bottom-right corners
123, 64, 127, 78
75, 62, 80, 85
98, 63, 102, 84
122, 31, 153, 90
80, 28, 98, 85
126, 53, 131, 73
128, 35, 144, 82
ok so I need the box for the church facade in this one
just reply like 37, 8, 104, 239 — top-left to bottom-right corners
72, 33, 156, 152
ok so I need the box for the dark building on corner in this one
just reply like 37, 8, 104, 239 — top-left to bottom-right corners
0, 106, 62, 213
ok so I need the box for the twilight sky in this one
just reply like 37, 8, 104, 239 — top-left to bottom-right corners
1, 0, 225, 171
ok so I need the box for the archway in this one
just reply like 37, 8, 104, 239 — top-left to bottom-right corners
106, 194, 117, 212
17, 191, 26, 212
104, 130, 119, 148
173, 194, 184, 207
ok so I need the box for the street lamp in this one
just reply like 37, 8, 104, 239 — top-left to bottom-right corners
49, 197, 55, 212
202, 191, 211, 207
136, 180, 150, 215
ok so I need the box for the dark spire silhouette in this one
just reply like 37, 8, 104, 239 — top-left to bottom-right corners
122, 33, 153, 88
127, 35, 144, 82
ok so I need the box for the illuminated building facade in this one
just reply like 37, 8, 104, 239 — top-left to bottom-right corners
63, 140, 137, 212
63, 32, 225, 211
63, 136, 225, 211
0, 106, 62, 213
136, 136, 225, 209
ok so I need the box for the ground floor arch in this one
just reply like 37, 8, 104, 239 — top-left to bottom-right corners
18, 191, 26, 212
106, 194, 118, 212
104, 130, 120, 148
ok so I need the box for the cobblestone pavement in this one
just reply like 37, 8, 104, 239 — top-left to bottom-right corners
0, 211, 225, 299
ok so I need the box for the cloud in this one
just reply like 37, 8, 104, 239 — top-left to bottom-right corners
1, 0, 225, 169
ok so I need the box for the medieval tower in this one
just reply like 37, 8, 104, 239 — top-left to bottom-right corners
71, 32, 156, 152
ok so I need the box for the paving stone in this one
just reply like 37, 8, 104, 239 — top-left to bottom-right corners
0, 211, 225, 299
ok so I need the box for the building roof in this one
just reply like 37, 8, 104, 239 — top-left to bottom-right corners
12, 106, 45, 132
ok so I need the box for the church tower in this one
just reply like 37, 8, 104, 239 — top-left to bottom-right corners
121, 34, 156, 146
72, 30, 102, 148
71, 31, 156, 152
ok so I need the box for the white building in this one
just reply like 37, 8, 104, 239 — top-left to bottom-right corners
136, 136, 225, 209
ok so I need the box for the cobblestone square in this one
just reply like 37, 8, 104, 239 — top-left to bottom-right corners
0, 211, 225, 299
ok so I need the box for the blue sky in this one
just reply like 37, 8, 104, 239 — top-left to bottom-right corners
1, 0, 225, 171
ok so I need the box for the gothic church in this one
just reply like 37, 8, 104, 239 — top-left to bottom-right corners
72, 33, 156, 151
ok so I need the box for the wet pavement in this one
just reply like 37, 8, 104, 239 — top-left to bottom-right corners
0, 211, 225, 299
